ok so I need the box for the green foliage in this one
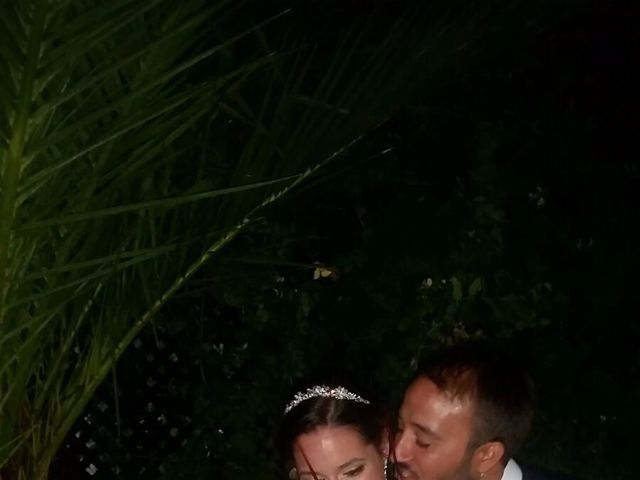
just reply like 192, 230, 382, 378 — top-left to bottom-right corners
0, 2, 274, 475
1, 1, 515, 477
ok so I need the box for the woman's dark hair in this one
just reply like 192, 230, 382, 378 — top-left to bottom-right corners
277, 381, 389, 467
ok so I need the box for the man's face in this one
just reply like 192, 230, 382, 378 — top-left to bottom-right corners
395, 376, 475, 480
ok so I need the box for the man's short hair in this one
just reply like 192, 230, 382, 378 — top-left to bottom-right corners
416, 341, 535, 462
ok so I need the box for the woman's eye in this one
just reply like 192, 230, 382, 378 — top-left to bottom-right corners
416, 440, 430, 449
345, 465, 365, 477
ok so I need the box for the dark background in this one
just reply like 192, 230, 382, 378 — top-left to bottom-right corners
52, 1, 638, 479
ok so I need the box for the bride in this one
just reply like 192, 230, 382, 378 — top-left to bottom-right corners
278, 383, 393, 480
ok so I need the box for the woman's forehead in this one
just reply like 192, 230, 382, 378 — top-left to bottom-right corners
294, 425, 376, 468
296, 425, 370, 451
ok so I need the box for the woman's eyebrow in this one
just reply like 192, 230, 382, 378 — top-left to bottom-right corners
338, 458, 366, 470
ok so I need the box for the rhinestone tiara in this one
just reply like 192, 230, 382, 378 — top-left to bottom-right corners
284, 385, 370, 414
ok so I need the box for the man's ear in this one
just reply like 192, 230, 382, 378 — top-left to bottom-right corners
471, 441, 505, 478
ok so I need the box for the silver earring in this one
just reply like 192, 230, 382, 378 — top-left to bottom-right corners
480, 473, 486, 479
384, 458, 389, 479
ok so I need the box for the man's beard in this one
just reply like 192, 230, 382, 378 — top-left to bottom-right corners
448, 447, 475, 480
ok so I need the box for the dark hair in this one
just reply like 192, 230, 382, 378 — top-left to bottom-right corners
416, 341, 535, 462
277, 382, 389, 468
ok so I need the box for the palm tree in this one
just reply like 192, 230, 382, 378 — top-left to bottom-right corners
0, 0, 511, 478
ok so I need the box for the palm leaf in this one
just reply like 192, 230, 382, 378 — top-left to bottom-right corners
0, 1, 292, 477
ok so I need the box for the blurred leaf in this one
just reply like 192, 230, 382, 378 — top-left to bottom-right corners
451, 276, 463, 302
469, 277, 483, 297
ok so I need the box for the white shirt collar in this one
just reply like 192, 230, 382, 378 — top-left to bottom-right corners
501, 459, 523, 480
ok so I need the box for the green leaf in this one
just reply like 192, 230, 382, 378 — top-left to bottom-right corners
451, 276, 463, 302
469, 277, 483, 297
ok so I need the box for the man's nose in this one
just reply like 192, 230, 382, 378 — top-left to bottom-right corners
394, 430, 412, 462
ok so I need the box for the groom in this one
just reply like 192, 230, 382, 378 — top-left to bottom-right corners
394, 342, 570, 480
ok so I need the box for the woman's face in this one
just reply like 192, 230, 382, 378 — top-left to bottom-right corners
292, 425, 386, 480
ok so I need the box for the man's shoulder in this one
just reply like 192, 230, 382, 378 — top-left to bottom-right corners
519, 462, 580, 480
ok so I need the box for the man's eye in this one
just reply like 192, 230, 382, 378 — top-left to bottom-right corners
345, 465, 365, 477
